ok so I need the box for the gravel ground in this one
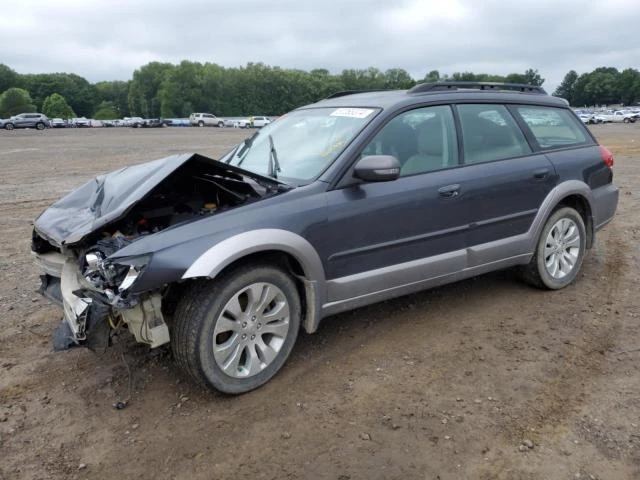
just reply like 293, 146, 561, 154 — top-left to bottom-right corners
0, 124, 639, 480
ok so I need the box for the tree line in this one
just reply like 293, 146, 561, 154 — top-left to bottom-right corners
0, 61, 638, 119
553, 67, 640, 107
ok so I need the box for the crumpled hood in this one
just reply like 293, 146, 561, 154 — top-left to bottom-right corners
34, 153, 198, 246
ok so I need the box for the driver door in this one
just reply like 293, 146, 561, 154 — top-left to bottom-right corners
319, 105, 471, 304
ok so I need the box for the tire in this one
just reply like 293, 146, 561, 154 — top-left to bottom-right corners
172, 264, 301, 394
5, 123, 14, 130
218, 121, 224, 128
198, 121, 205, 127
36, 122, 45, 130
520, 207, 586, 290
623, 118, 630, 124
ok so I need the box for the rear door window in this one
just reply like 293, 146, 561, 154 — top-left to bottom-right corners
457, 104, 532, 164
514, 106, 590, 149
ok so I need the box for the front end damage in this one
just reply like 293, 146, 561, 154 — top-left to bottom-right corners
32, 153, 287, 351
34, 241, 169, 351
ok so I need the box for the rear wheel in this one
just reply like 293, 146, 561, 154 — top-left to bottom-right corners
172, 264, 301, 394
520, 207, 586, 289
218, 121, 224, 128
624, 118, 630, 124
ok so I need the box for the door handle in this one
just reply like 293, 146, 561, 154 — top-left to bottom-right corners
438, 184, 461, 198
533, 168, 550, 179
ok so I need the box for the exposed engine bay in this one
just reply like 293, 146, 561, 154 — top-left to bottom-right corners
31, 153, 286, 351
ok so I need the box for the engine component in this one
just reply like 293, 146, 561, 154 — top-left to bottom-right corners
121, 294, 169, 348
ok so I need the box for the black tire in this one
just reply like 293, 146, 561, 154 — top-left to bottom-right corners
623, 118, 630, 124
218, 121, 224, 128
198, 120, 205, 127
172, 264, 301, 394
5, 123, 14, 130
520, 207, 586, 290
36, 122, 45, 130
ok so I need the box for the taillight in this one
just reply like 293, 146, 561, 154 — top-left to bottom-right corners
599, 145, 614, 169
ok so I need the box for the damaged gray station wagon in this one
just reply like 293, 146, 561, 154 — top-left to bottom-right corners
33, 82, 618, 394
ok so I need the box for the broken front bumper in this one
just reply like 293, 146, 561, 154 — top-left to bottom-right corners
34, 252, 170, 350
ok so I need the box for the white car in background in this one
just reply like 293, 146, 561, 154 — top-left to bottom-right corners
71, 117, 90, 128
599, 110, 636, 123
189, 113, 225, 127
234, 118, 251, 128
249, 116, 272, 128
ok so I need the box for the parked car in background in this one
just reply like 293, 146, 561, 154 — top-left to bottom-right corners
4, 113, 49, 130
164, 118, 190, 127
190, 113, 225, 127
592, 113, 608, 124
123, 117, 145, 127
249, 116, 272, 128
577, 113, 602, 125
50, 118, 67, 128
599, 110, 636, 123
71, 117, 90, 128
140, 118, 165, 128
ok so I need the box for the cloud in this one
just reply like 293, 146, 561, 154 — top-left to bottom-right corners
1, 0, 639, 92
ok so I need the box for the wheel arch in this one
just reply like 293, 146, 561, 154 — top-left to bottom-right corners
555, 193, 594, 248
529, 181, 595, 253
182, 229, 326, 333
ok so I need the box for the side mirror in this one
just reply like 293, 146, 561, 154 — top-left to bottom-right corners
353, 155, 401, 182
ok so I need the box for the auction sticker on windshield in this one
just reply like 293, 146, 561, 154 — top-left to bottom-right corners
330, 108, 375, 119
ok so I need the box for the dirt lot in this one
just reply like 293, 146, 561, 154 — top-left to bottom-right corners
0, 124, 639, 480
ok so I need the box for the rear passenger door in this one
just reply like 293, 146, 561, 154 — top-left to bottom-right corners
454, 104, 557, 264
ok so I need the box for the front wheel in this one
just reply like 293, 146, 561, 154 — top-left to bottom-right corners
198, 121, 205, 127
623, 118, 630, 124
172, 264, 301, 394
520, 207, 586, 289
36, 122, 45, 130
5, 123, 14, 130
218, 121, 224, 128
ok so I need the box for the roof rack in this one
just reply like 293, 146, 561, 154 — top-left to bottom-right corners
325, 89, 389, 99
408, 82, 547, 95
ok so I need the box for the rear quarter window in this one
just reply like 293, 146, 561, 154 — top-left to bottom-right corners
515, 106, 591, 149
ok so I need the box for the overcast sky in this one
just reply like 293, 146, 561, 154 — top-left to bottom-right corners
2, 0, 639, 92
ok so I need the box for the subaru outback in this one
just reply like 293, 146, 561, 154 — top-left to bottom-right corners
32, 82, 618, 394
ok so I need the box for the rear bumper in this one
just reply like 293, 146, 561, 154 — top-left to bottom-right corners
592, 183, 619, 231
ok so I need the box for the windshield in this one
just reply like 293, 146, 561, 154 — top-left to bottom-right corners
224, 107, 378, 185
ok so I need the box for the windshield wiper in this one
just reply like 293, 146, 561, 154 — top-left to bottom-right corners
267, 134, 281, 180
235, 131, 260, 167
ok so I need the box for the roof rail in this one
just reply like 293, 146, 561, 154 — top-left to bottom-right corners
408, 81, 547, 95
325, 89, 389, 99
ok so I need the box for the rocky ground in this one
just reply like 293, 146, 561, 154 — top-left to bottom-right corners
0, 124, 638, 480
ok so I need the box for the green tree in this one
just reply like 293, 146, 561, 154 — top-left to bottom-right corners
423, 70, 441, 83
42, 93, 76, 118
93, 101, 119, 119
21, 73, 97, 116
128, 62, 174, 117
553, 70, 578, 104
616, 68, 640, 105
522, 68, 544, 86
0, 64, 19, 93
0, 87, 36, 117
95, 80, 130, 117
383, 68, 415, 89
